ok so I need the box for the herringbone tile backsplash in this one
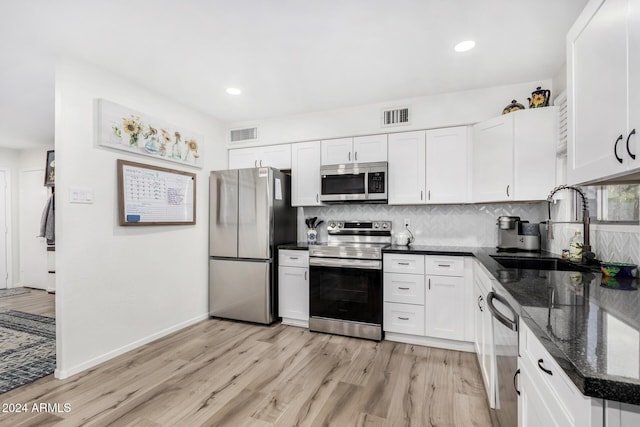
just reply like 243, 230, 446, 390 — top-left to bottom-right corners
299, 203, 640, 267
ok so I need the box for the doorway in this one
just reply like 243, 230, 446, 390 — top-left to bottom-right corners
0, 169, 9, 289
19, 169, 49, 290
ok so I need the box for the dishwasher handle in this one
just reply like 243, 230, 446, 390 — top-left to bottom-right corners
487, 291, 518, 332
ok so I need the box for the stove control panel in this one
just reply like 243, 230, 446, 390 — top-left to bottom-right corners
326, 220, 392, 234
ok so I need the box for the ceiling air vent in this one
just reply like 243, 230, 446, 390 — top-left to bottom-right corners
382, 107, 410, 127
230, 127, 258, 143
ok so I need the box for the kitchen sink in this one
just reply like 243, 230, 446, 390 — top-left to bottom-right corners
491, 255, 592, 272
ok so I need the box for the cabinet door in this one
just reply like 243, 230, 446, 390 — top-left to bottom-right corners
387, 131, 426, 205
568, 0, 628, 184
353, 134, 388, 162
259, 144, 291, 170
321, 137, 353, 165
278, 266, 309, 323
426, 126, 470, 203
425, 275, 465, 340
513, 108, 558, 201
520, 366, 572, 427
629, 0, 640, 172
383, 302, 425, 335
472, 114, 514, 202
228, 148, 258, 169
291, 141, 322, 206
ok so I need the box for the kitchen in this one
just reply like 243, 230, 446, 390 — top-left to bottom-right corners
3, 0, 640, 425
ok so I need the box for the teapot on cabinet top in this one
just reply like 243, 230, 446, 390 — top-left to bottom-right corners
528, 86, 551, 108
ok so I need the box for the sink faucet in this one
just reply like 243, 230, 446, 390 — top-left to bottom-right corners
546, 184, 593, 261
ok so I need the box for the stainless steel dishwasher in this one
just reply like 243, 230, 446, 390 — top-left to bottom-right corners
487, 289, 519, 427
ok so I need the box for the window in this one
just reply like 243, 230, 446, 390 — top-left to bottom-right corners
584, 184, 640, 223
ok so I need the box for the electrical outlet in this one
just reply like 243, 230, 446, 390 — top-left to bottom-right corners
404, 218, 410, 228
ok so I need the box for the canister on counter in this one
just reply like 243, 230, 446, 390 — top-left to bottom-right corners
562, 249, 570, 260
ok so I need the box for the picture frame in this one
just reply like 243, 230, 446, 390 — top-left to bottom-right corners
44, 150, 55, 187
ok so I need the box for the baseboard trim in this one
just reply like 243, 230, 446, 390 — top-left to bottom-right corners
384, 332, 475, 353
54, 313, 209, 379
281, 318, 309, 328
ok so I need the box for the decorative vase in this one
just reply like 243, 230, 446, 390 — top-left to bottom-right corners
307, 229, 317, 244
502, 100, 525, 115
528, 86, 551, 108
144, 136, 160, 154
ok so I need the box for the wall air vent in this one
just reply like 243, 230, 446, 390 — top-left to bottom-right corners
230, 127, 258, 143
382, 107, 410, 127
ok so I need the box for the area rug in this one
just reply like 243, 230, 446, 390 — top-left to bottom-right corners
0, 288, 30, 298
0, 309, 55, 394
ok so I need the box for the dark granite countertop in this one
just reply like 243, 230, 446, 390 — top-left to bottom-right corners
281, 241, 640, 404
278, 242, 312, 250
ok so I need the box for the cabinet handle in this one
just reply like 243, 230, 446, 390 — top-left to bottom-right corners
615, 134, 624, 164
398, 287, 410, 290
428, 190, 431, 201
506, 185, 510, 197
254, 160, 258, 168
304, 271, 307, 281
316, 194, 319, 203
513, 369, 521, 396
398, 317, 410, 321
627, 129, 637, 160
348, 152, 351, 161
398, 262, 410, 266
478, 295, 484, 311
428, 278, 431, 290
260, 160, 263, 167
290, 257, 299, 260
421, 190, 424, 200
437, 264, 451, 268
537, 359, 553, 376
355, 152, 358, 161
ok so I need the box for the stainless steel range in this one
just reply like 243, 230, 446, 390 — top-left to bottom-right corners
308, 220, 391, 341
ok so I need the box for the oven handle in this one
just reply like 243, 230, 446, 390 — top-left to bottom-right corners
486, 291, 518, 332
309, 257, 382, 270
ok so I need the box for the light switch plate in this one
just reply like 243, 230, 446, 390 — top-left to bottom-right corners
69, 187, 94, 204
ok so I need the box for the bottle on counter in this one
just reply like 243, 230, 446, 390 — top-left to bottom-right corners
568, 231, 584, 262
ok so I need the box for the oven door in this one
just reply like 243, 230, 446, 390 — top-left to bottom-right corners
309, 258, 382, 326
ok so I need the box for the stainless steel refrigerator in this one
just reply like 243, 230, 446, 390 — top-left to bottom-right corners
209, 167, 296, 324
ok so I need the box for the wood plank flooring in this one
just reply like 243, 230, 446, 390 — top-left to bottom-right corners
0, 310, 493, 426
0, 288, 55, 317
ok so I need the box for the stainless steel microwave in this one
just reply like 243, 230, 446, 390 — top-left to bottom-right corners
320, 162, 387, 203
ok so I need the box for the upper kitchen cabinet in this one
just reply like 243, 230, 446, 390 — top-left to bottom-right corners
228, 144, 292, 170
568, 0, 640, 184
291, 141, 322, 206
426, 126, 471, 204
388, 130, 427, 204
320, 134, 387, 165
472, 108, 557, 203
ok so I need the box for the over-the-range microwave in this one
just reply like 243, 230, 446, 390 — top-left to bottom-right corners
320, 161, 387, 203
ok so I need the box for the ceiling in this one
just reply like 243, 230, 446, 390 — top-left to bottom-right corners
0, 0, 589, 149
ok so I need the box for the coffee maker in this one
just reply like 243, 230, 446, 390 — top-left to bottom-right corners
497, 216, 541, 251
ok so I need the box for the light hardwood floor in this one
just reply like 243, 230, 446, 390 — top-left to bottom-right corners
0, 294, 493, 426
0, 288, 55, 317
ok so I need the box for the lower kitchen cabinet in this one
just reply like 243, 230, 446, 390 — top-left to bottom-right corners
473, 260, 495, 408
278, 250, 309, 328
383, 253, 473, 351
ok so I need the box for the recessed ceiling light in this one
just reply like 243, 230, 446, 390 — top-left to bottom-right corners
226, 87, 242, 95
454, 40, 476, 52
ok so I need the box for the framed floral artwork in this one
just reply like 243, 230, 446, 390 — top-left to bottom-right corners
44, 150, 55, 186
95, 99, 204, 168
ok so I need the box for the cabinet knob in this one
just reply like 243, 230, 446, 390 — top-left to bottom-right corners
615, 134, 624, 164
627, 129, 637, 160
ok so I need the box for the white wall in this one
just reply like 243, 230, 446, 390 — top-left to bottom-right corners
54, 59, 225, 378
225, 79, 553, 147
0, 147, 20, 285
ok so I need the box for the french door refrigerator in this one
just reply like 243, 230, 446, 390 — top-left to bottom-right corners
209, 167, 296, 324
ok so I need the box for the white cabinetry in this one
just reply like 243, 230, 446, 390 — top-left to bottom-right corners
568, 0, 640, 185
388, 131, 426, 204
320, 134, 387, 165
388, 127, 471, 205
473, 261, 495, 408
426, 126, 471, 203
228, 144, 291, 170
383, 253, 472, 350
472, 108, 557, 202
519, 321, 595, 426
291, 141, 322, 206
278, 250, 309, 328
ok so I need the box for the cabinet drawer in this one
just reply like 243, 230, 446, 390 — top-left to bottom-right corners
383, 254, 425, 274
425, 256, 464, 276
384, 302, 425, 335
384, 273, 425, 305
279, 250, 309, 267
520, 322, 590, 424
